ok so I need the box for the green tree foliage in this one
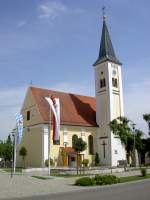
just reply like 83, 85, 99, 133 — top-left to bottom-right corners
72, 135, 78, 149
135, 129, 145, 153
143, 114, 150, 135
19, 146, 27, 168
3, 135, 12, 162
72, 137, 87, 174
0, 140, 4, 157
109, 117, 144, 164
0, 135, 13, 167
109, 117, 131, 146
73, 137, 87, 153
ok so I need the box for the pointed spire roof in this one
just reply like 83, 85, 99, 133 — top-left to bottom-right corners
93, 15, 122, 66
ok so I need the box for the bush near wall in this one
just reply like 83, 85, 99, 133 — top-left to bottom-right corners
75, 175, 120, 186
75, 177, 96, 186
45, 159, 54, 167
94, 175, 120, 185
140, 168, 147, 177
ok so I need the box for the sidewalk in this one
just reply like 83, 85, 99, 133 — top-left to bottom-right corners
0, 168, 149, 199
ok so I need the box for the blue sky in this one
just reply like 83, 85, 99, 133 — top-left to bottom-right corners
0, 0, 150, 139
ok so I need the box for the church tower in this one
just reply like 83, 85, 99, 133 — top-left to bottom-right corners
93, 11, 126, 166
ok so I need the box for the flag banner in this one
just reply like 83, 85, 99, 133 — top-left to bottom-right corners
15, 112, 23, 144
45, 97, 60, 144
53, 98, 60, 144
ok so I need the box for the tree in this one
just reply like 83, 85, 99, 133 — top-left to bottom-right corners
72, 137, 87, 174
109, 117, 132, 145
110, 117, 145, 166
73, 138, 87, 153
135, 129, 145, 165
143, 114, 150, 135
0, 140, 4, 157
72, 135, 78, 149
3, 135, 12, 163
19, 146, 27, 168
109, 117, 133, 165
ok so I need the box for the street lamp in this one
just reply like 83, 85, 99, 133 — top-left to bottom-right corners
131, 123, 136, 167
10, 129, 15, 178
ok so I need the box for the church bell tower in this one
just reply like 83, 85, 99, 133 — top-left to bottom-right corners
94, 10, 126, 166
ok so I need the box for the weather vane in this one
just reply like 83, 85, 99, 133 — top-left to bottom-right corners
102, 6, 106, 20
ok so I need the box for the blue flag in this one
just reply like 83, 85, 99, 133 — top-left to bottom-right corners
15, 112, 23, 144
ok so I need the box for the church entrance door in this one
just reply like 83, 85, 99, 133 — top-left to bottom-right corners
68, 155, 76, 168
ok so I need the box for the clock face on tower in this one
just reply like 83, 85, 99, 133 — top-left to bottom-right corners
112, 69, 117, 76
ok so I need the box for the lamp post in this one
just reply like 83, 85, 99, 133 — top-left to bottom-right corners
11, 129, 15, 178
48, 103, 51, 176
131, 123, 136, 167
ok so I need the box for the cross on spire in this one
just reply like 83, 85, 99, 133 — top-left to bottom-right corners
93, 8, 122, 66
102, 6, 106, 21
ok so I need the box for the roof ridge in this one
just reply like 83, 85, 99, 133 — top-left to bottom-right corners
30, 86, 95, 99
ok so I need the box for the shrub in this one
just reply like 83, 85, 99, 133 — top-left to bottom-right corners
95, 152, 100, 166
140, 168, 147, 177
82, 159, 89, 167
94, 175, 120, 185
75, 175, 120, 186
45, 159, 54, 167
75, 177, 96, 186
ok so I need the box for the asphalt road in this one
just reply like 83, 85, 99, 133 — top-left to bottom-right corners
10, 179, 150, 200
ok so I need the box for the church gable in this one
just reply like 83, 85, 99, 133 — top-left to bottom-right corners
30, 86, 97, 127
21, 88, 44, 126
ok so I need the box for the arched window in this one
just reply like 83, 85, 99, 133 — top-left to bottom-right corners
88, 135, 94, 155
100, 78, 106, 88
112, 78, 118, 87
72, 135, 78, 149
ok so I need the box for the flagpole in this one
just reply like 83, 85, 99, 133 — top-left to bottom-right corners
48, 106, 51, 176
13, 127, 17, 174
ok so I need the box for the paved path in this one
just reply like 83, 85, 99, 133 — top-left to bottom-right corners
0, 173, 79, 199
0, 169, 150, 199
11, 179, 150, 200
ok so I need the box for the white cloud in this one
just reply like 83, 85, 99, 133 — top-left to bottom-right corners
38, 1, 67, 20
38, 1, 84, 20
16, 20, 26, 28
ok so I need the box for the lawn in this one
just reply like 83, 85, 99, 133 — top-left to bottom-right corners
120, 174, 150, 183
1, 168, 22, 173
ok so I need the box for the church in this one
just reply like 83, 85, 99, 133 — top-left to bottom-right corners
16, 14, 126, 168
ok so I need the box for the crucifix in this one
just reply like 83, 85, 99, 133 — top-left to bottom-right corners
102, 6, 106, 20
102, 141, 106, 158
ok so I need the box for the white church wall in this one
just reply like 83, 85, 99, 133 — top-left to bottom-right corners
94, 61, 126, 166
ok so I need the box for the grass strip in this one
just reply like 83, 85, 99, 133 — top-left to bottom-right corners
120, 174, 150, 183
32, 176, 54, 180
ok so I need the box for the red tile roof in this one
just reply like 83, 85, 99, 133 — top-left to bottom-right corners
30, 86, 97, 127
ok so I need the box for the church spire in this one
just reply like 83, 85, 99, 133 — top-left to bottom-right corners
94, 8, 121, 66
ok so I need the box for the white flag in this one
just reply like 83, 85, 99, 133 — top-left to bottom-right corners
45, 97, 60, 143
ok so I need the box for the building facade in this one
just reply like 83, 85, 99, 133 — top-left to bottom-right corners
17, 16, 126, 168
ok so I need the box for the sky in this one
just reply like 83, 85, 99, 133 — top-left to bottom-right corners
0, 0, 150, 140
